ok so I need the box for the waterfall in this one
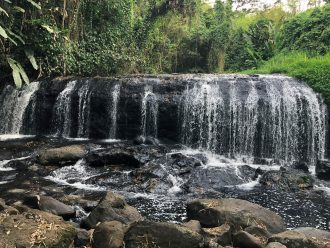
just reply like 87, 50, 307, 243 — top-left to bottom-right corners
52, 80, 77, 137
180, 76, 326, 165
141, 85, 158, 138
0, 81, 40, 134
78, 81, 92, 138
109, 84, 120, 139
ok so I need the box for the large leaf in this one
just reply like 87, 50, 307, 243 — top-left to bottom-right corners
13, 6, 26, 13
41, 25, 54, 33
0, 25, 8, 39
8, 59, 23, 88
16, 63, 30, 85
26, 0, 41, 10
7, 30, 25, 44
0, 7, 9, 17
25, 49, 38, 70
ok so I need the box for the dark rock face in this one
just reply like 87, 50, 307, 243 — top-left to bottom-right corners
187, 198, 285, 234
124, 220, 204, 248
24, 195, 76, 219
316, 160, 330, 180
81, 191, 143, 229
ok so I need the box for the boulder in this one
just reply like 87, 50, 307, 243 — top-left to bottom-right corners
75, 228, 91, 247
259, 169, 314, 190
92, 221, 127, 248
124, 220, 204, 248
133, 135, 145, 145
81, 191, 142, 229
37, 145, 86, 165
182, 220, 202, 233
233, 230, 265, 248
316, 160, 330, 180
24, 195, 76, 219
202, 224, 232, 246
269, 227, 330, 248
187, 198, 285, 234
245, 225, 272, 240
266, 242, 287, 248
145, 136, 160, 146
0, 208, 76, 248
86, 151, 141, 167
291, 161, 309, 173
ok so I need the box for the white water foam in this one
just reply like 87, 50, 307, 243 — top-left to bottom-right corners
0, 156, 30, 171
0, 134, 35, 141
45, 159, 106, 191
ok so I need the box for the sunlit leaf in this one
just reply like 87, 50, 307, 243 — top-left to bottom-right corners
8, 59, 23, 88
25, 49, 38, 70
13, 6, 26, 13
17, 63, 30, 85
7, 30, 25, 44
0, 7, 9, 17
41, 25, 54, 33
26, 0, 41, 10
7, 36, 18, 46
0, 25, 8, 39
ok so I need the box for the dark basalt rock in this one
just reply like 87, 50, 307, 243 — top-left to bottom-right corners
290, 161, 309, 173
81, 191, 143, 229
23, 195, 76, 220
124, 220, 204, 248
187, 198, 285, 234
259, 169, 314, 190
92, 221, 127, 248
316, 160, 330, 180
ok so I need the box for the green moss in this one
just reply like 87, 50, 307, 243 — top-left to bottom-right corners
244, 52, 330, 102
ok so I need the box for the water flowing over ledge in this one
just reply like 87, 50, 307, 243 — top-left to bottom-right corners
0, 74, 327, 166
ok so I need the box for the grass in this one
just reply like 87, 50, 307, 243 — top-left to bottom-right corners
244, 52, 330, 102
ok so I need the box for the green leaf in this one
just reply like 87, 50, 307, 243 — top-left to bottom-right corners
25, 50, 38, 70
4, 0, 12, 3
7, 36, 17, 46
16, 63, 30, 85
13, 6, 26, 13
7, 30, 25, 44
0, 25, 8, 39
0, 7, 9, 17
41, 25, 54, 33
8, 59, 23, 88
26, 0, 41, 10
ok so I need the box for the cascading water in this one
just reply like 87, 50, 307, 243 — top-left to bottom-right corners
109, 84, 120, 139
0, 81, 40, 134
52, 80, 77, 137
180, 75, 326, 165
78, 81, 92, 138
141, 85, 158, 138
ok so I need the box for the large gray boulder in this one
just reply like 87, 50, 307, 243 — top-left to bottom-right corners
81, 191, 142, 229
37, 145, 86, 165
124, 220, 204, 248
92, 221, 127, 248
187, 198, 285, 234
269, 227, 330, 248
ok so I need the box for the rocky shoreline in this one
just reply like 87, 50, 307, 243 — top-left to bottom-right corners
0, 138, 329, 247
1, 191, 329, 248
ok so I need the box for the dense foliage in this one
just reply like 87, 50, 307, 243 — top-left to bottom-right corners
0, 0, 329, 97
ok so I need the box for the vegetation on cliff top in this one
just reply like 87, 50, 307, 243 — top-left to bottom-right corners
0, 0, 329, 98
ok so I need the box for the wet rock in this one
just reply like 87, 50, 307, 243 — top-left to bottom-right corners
92, 221, 127, 248
24, 195, 76, 219
291, 161, 309, 173
124, 220, 204, 248
316, 160, 330, 180
37, 145, 86, 165
269, 227, 330, 248
81, 191, 142, 229
133, 135, 145, 145
233, 230, 265, 248
0, 208, 76, 248
86, 150, 141, 167
202, 224, 232, 246
75, 228, 91, 247
145, 136, 160, 145
187, 198, 285, 234
0, 198, 19, 215
183, 220, 202, 233
245, 225, 272, 240
260, 169, 314, 190
266, 242, 287, 248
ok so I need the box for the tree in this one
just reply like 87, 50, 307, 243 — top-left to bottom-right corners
209, 0, 232, 72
